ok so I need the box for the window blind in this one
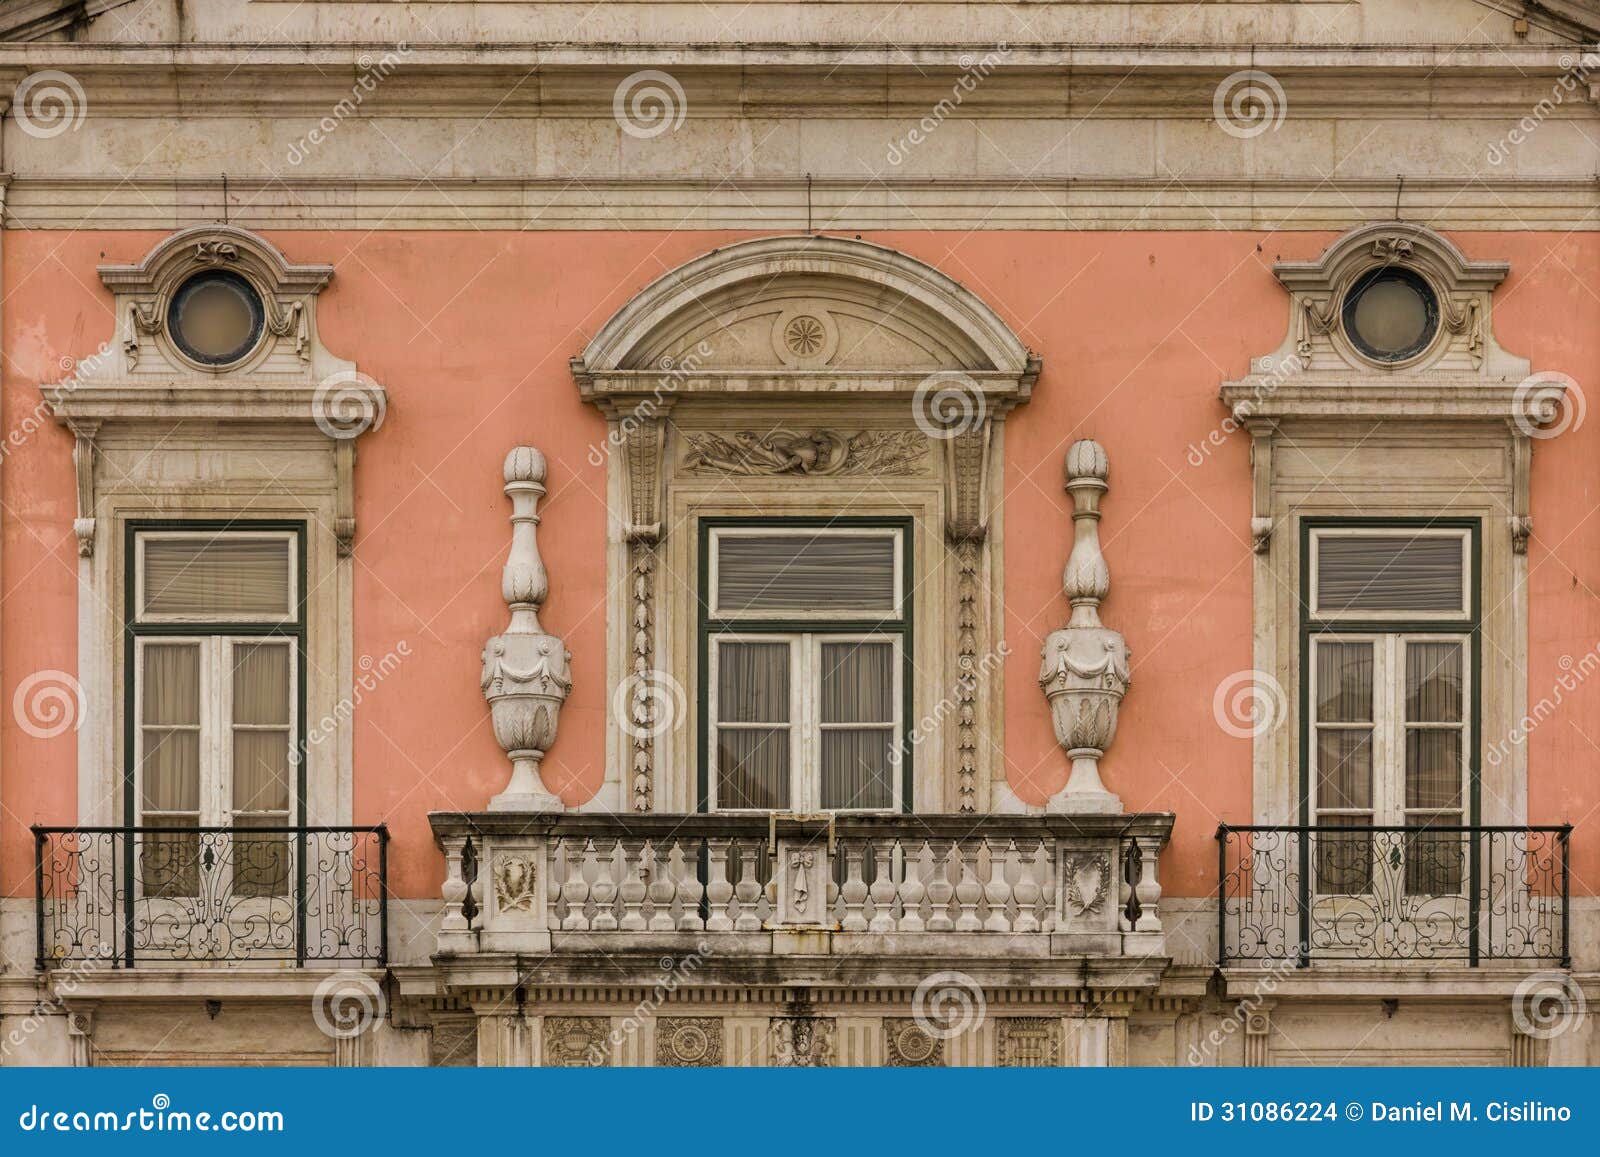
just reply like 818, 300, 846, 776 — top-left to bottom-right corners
1315, 534, 1464, 614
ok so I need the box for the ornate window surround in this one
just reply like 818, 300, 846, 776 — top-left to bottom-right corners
1218, 221, 1566, 828
42, 225, 386, 826
571, 234, 1040, 814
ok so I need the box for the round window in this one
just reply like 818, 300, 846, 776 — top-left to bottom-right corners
1341, 267, 1439, 365
166, 271, 265, 366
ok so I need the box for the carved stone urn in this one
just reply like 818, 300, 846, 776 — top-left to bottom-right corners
1038, 439, 1130, 814
482, 446, 572, 812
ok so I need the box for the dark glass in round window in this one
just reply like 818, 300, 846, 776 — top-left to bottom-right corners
167, 271, 265, 366
1341, 267, 1439, 364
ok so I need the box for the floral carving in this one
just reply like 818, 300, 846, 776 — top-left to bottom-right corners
656, 1017, 724, 1066
997, 1018, 1062, 1066
493, 854, 538, 913
783, 314, 827, 356
682, 429, 926, 476
543, 1016, 610, 1067
1063, 851, 1111, 917
770, 1017, 835, 1067
884, 1018, 944, 1067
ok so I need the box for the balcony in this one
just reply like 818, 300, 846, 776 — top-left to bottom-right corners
33, 826, 388, 968
429, 812, 1174, 965
1216, 824, 1570, 968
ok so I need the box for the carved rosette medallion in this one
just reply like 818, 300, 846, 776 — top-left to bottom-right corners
656, 1017, 724, 1067
883, 1019, 944, 1067
543, 1016, 611, 1067
770, 1017, 836, 1067
997, 1018, 1063, 1067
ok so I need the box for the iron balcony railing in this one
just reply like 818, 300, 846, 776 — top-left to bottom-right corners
1216, 824, 1570, 968
34, 825, 388, 968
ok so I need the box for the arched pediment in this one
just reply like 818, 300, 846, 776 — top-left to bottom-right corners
571, 235, 1039, 408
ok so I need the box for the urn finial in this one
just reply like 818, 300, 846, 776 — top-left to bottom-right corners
482, 445, 572, 812
1038, 439, 1129, 814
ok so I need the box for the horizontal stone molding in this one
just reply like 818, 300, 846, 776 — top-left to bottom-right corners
8, 178, 1600, 233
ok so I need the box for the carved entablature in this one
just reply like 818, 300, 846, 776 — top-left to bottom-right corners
41, 225, 386, 557
572, 235, 1041, 814
1219, 222, 1569, 557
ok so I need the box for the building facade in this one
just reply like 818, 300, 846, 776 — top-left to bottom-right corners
0, 0, 1596, 1068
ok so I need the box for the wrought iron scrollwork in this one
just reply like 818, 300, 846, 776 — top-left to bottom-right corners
1216, 824, 1569, 967
34, 826, 387, 968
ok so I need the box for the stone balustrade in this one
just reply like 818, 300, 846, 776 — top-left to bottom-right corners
430, 812, 1173, 960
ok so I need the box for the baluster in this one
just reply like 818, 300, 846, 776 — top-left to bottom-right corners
733, 840, 762, 931
1013, 840, 1042, 933
549, 840, 569, 926
705, 839, 734, 932
841, 842, 869, 932
983, 840, 1013, 932
1038, 842, 1059, 932
868, 838, 898, 933
439, 835, 472, 948
561, 839, 594, 931
1134, 835, 1163, 933
927, 843, 957, 931
590, 839, 620, 931
647, 841, 678, 931
619, 841, 648, 931
896, 842, 928, 932
1119, 842, 1137, 932
954, 843, 983, 932
673, 842, 705, 931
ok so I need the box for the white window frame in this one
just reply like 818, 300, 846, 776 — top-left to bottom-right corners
707, 525, 905, 623
134, 529, 299, 625
707, 631, 903, 814
1308, 526, 1471, 623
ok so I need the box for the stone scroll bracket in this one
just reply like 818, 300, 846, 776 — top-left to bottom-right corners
944, 417, 994, 814
617, 410, 671, 813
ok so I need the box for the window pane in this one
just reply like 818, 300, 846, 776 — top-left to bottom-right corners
232, 816, 290, 899
141, 644, 200, 813
233, 732, 291, 813
142, 644, 199, 725
715, 533, 896, 615
1406, 641, 1463, 723
821, 642, 894, 723
1404, 824, 1464, 895
715, 729, 790, 809
140, 820, 199, 898
142, 535, 292, 618
1406, 730, 1462, 810
716, 642, 790, 723
1315, 641, 1372, 723
233, 642, 291, 725
821, 729, 894, 809
1314, 816, 1373, 895
1315, 730, 1372, 809
1315, 534, 1464, 614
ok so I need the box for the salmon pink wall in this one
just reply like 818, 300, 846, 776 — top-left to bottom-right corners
3, 230, 1596, 901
